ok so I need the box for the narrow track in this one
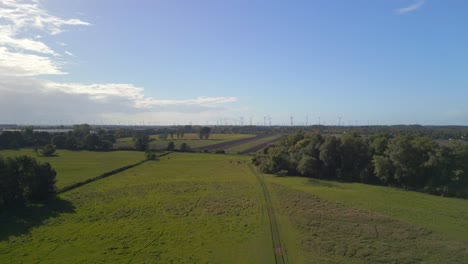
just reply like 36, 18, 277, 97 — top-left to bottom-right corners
249, 164, 288, 264
191, 134, 271, 151
239, 137, 282, 154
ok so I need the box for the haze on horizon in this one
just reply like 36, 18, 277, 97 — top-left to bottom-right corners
0, 0, 467, 126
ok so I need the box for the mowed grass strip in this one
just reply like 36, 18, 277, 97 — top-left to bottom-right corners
0, 153, 273, 263
265, 175, 468, 263
0, 149, 144, 190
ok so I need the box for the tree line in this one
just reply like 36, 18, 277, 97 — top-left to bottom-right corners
254, 131, 468, 198
0, 124, 117, 152
0, 156, 57, 209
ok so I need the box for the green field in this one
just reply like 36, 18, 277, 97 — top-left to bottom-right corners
1, 152, 467, 263
115, 133, 255, 150
0, 153, 272, 263
0, 149, 144, 190
265, 174, 468, 263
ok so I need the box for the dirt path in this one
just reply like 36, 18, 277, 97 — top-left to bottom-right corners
249, 164, 288, 264
191, 134, 271, 151
239, 137, 282, 154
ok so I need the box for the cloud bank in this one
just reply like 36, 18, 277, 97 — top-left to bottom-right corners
0, 0, 237, 124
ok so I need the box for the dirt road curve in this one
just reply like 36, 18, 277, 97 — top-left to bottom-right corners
249, 164, 288, 264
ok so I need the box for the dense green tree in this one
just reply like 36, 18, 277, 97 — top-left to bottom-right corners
319, 136, 341, 179
51, 134, 67, 148
0, 155, 57, 209
179, 143, 191, 152
73, 124, 91, 139
14, 156, 56, 201
134, 134, 152, 151
167, 141, 175, 151
64, 136, 78, 150
297, 155, 321, 176
199, 127, 212, 139
0, 157, 22, 208
41, 144, 56, 157
84, 134, 102, 150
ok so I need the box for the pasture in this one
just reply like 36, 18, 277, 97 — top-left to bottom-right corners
0, 149, 144, 190
1, 151, 467, 263
0, 153, 273, 263
265, 174, 468, 263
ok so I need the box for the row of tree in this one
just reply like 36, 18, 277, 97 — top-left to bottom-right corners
0, 156, 57, 209
254, 132, 468, 198
0, 124, 117, 151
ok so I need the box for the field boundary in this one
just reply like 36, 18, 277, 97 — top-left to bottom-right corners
249, 164, 288, 264
57, 152, 172, 194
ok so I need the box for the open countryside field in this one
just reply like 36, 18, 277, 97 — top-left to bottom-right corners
0, 153, 273, 263
0, 149, 144, 190
1, 152, 467, 263
265, 174, 468, 263
114, 133, 255, 150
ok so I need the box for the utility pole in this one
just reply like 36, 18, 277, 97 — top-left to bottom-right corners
290, 116, 294, 126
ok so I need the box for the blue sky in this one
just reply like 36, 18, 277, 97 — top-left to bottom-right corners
0, 0, 467, 125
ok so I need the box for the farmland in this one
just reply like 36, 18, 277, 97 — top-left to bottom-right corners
0, 149, 144, 190
265, 174, 468, 263
225, 134, 283, 154
114, 133, 255, 150
1, 151, 467, 263
0, 153, 273, 263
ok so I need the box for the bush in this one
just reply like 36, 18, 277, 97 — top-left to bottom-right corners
41, 144, 56, 157
167, 141, 175, 151
0, 155, 57, 209
179, 143, 191, 152
214, 149, 226, 154
145, 151, 157, 160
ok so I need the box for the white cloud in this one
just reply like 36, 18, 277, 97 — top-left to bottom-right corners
396, 0, 425, 14
0, 77, 238, 124
0, 47, 65, 75
0, 0, 90, 76
41, 81, 237, 108
64, 50, 75, 57
0, 1, 239, 124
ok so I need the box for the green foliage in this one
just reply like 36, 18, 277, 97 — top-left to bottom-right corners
41, 144, 56, 157
51, 135, 66, 148
0, 155, 56, 209
179, 142, 191, 152
255, 131, 468, 198
167, 141, 175, 151
199, 126, 212, 139
145, 151, 157, 160
133, 134, 153, 151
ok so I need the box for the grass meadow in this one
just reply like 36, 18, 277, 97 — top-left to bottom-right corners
0, 153, 273, 263
265, 174, 468, 263
0, 149, 144, 190
1, 151, 467, 263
